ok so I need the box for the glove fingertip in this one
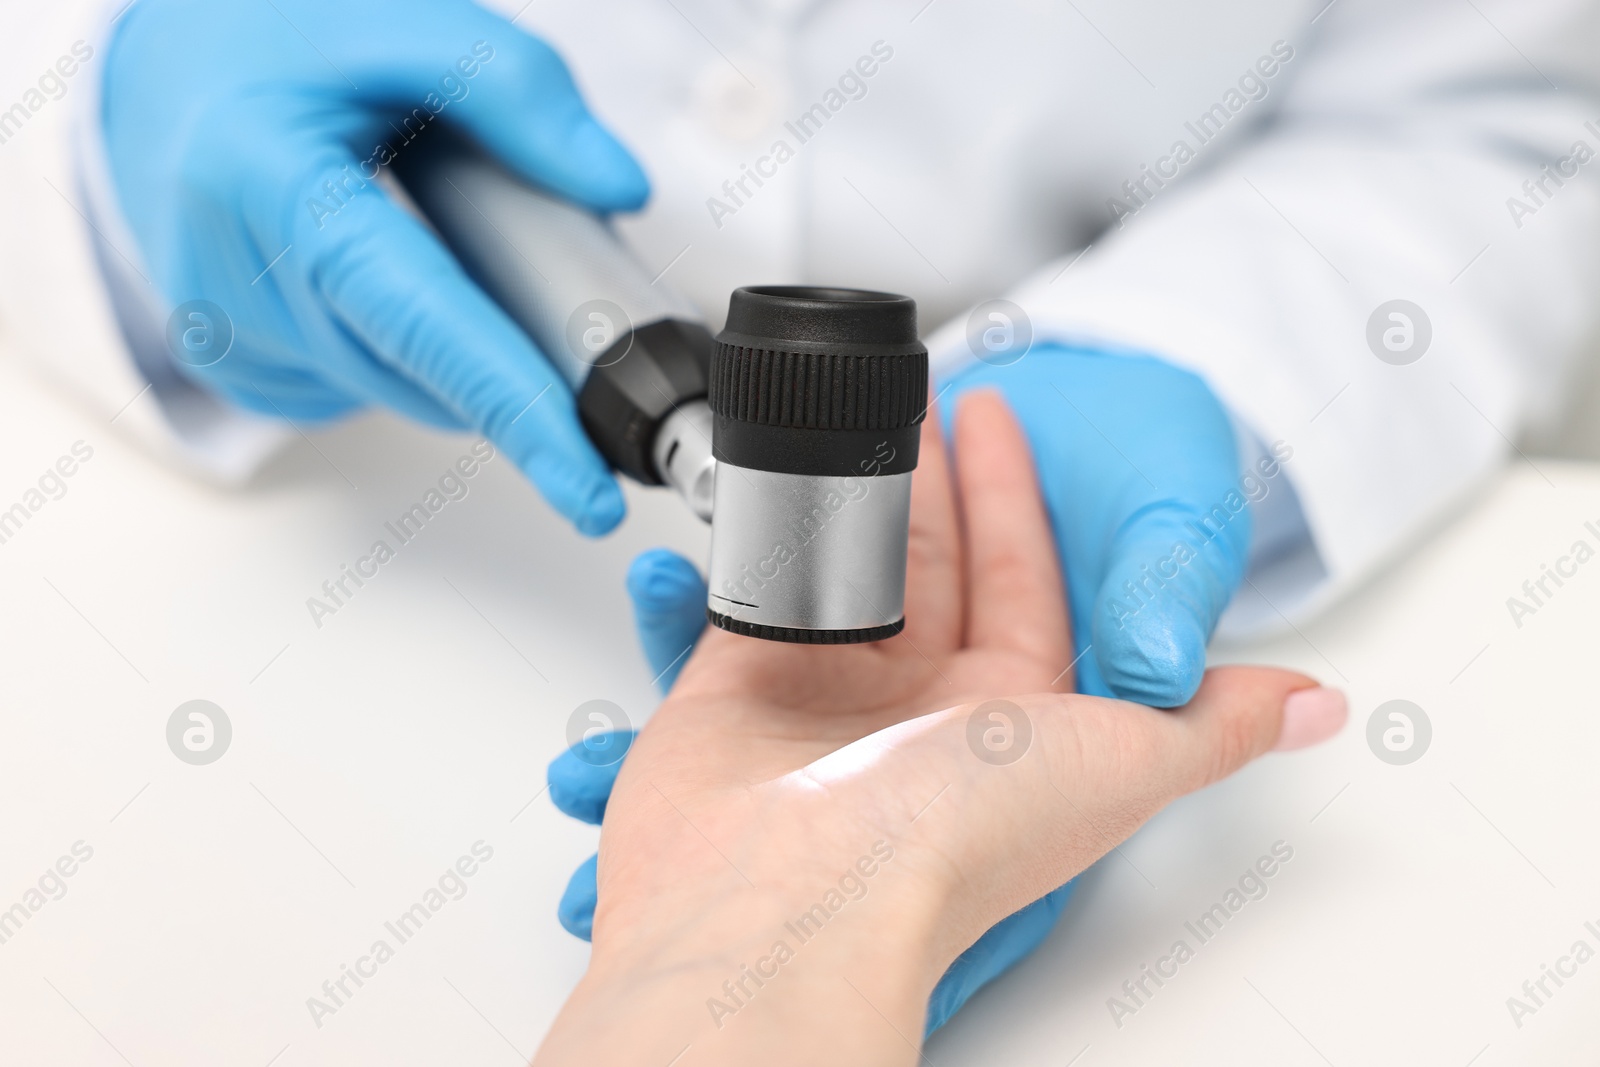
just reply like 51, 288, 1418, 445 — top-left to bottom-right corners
1095, 614, 1209, 708
626, 549, 706, 614
627, 550, 707, 693
1092, 507, 1250, 707
547, 732, 635, 824
573, 480, 626, 537
522, 465, 621, 536
571, 120, 650, 211
546, 778, 606, 825
557, 854, 599, 941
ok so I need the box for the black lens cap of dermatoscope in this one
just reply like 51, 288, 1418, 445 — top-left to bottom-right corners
709, 286, 929, 477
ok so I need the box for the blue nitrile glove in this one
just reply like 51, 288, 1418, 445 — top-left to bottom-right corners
104, 0, 649, 534
547, 549, 1081, 1034
947, 343, 1252, 705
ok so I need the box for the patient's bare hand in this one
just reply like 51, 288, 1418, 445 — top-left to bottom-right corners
534, 392, 1345, 1067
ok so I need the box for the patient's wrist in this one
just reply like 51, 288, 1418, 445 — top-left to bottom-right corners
541, 869, 948, 1064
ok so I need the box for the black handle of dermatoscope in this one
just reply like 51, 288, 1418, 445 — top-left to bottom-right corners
391, 129, 714, 503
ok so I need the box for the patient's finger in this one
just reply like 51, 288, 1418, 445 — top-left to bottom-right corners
1167, 668, 1347, 789
876, 669, 1342, 934
954, 390, 1070, 666
903, 401, 964, 653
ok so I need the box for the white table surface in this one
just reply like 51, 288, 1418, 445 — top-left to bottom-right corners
0, 353, 1596, 1066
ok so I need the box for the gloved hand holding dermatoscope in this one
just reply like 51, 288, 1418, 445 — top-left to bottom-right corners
398, 135, 928, 643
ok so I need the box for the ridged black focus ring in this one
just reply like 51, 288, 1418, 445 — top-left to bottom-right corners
711, 286, 928, 477
707, 607, 905, 644
710, 347, 928, 431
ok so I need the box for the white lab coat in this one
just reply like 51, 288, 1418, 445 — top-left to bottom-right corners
2, 0, 1598, 635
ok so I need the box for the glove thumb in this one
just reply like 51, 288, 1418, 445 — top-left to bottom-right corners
1091, 503, 1251, 708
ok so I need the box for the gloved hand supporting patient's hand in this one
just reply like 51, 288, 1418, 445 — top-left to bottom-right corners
946, 343, 1254, 707
105, 0, 647, 534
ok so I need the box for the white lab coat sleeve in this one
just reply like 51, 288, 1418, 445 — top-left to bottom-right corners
0, 2, 288, 482
929, 0, 1600, 636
